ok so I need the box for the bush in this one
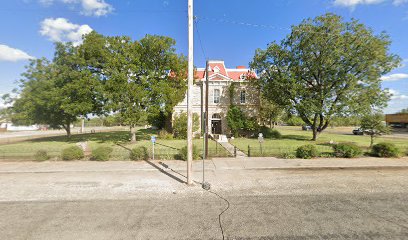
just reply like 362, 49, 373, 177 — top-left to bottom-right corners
34, 150, 50, 161
91, 146, 113, 161
279, 151, 296, 159
332, 143, 363, 158
296, 145, 318, 159
130, 146, 149, 161
158, 130, 173, 140
178, 145, 200, 161
260, 126, 282, 139
371, 142, 400, 158
173, 112, 200, 139
61, 146, 84, 161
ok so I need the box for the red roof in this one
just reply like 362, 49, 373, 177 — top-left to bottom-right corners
195, 61, 257, 81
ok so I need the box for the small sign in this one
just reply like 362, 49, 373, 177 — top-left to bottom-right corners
151, 136, 156, 144
258, 133, 264, 143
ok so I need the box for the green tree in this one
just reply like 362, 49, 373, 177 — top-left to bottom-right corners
10, 43, 103, 137
80, 33, 187, 142
226, 106, 246, 137
360, 113, 390, 147
251, 13, 400, 140
259, 97, 283, 128
398, 108, 408, 113
172, 112, 199, 139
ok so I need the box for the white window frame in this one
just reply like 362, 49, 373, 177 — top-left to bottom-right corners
213, 89, 220, 104
240, 90, 246, 104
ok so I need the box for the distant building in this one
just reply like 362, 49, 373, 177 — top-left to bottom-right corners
385, 113, 408, 128
173, 60, 259, 136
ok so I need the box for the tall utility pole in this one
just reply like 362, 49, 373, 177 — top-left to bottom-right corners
187, 0, 194, 185
205, 60, 209, 159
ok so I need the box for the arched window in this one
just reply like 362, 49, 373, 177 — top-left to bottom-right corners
212, 113, 221, 120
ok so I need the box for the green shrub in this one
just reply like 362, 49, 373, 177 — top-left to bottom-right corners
371, 142, 400, 158
130, 146, 149, 161
173, 112, 200, 139
61, 146, 84, 161
34, 150, 50, 161
333, 143, 363, 158
91, 146, 113, 161
178, 145, 200, 161
279, 151, 296, 159
260, 126, 282, 139
296, 145, 318, 159
158, 130, 173, 140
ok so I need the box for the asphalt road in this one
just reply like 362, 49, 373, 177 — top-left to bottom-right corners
1, 168, 408, 239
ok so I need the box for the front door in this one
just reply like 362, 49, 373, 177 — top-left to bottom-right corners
211, 120, 222, 134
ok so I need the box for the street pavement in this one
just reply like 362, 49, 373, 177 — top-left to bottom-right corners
1, 158, 408, 239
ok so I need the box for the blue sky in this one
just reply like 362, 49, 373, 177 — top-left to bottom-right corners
0, 0, 407, 113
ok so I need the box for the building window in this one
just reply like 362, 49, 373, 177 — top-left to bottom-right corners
214, 89, 220, 103
240, 90, 246, 104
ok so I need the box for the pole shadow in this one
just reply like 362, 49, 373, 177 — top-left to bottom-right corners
116, 143, 187, 184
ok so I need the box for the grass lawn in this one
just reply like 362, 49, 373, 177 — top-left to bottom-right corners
231, 126, 408, 157
0, 128, 230, 161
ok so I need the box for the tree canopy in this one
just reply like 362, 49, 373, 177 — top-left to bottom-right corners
251, 13, 400, 140
10, 43, 103, 137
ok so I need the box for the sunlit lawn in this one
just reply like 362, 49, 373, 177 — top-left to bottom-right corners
0, 128, 230, 161
230, 126, 408, 157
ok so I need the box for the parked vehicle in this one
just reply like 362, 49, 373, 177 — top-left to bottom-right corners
352, 128, 364, 135
302, 125, 312, 131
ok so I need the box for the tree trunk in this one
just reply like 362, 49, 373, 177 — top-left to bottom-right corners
370, 135, 374, 148
312, 128, 319, 141
164, 112, 173, 133
80, 117, 85, 134
64, 121, 71, 138
130, 125, 136, 143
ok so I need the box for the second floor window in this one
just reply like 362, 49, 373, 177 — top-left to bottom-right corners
240, 90, 246, 104
214, 89, 220, 103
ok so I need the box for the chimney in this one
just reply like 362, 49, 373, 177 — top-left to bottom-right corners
236, 66, 246, 69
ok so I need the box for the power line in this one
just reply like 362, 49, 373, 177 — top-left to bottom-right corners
194, 18, 207, 61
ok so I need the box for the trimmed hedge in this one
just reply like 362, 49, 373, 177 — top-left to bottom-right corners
130, 146, 149, 161
372, 142, 400, 158
91, 146, 113, 161
178, 145, 200, 161
296, 145, 318, 159
61, 146, 84, 161
333, 143, 362, 158
34, 150, 50, 161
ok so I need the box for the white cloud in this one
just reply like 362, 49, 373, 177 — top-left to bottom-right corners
393, 0, 408, 5
334, 0, 407, 7
380, 73, 408, 82
40, 18, 93, 46
38, 0, 113, 16
0, 44, 35, 62
388, 89, 408, 100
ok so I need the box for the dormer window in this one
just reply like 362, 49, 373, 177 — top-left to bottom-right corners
240, 74, 246, 80
213, 66, 220, 73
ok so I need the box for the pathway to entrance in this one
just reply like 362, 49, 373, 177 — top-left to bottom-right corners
219, 141, 247, 158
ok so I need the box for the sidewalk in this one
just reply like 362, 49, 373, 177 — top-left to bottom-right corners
1, 157, 408, 173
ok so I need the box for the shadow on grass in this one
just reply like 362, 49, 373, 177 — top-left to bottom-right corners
29, 128, 158, 144
281, 134, 311, 141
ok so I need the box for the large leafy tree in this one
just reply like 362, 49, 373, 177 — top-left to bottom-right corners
10, 43, 103, 137
251, 13, 400, 140
80, 32, 187, 142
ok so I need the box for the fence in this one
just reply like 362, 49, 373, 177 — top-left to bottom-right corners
0, 139, 232, 161
237, 144, 334, 157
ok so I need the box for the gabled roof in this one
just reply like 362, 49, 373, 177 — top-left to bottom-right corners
195, 60, 257, 81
